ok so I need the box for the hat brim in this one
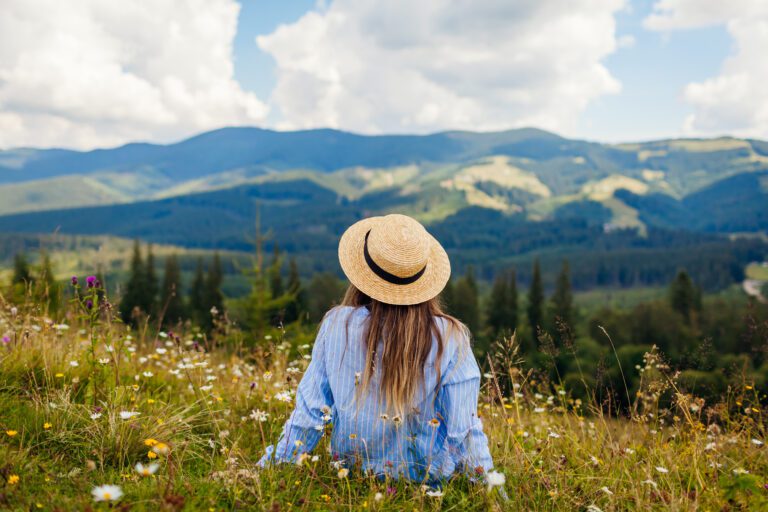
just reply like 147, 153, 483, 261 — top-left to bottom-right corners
338, 216, 451, 306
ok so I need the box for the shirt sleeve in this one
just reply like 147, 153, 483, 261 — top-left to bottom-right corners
437, 339, 494, 476
258, 315, 335, 466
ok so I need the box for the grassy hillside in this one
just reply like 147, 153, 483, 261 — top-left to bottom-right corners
1, 294, 767, 510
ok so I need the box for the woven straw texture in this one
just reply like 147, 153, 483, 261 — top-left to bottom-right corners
338, 214, 451, 305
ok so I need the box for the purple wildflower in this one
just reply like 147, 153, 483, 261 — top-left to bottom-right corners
71, 276, 78, 286
2, 336, 10, 345
86, 275, 97, 288
86, 299, 94, 310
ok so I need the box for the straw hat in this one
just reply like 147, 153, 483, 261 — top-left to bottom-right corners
338, 214, 451, 305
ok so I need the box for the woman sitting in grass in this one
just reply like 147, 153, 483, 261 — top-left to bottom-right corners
258, 214, 494, 482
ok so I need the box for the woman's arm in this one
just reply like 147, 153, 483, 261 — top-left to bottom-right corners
258, 317, 334, 466
437, 341, 494, 476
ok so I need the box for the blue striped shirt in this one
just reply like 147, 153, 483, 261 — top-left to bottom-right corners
258, 305, 494, 480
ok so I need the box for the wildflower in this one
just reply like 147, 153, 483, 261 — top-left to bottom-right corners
91, 484, 123, 502
43, 422, 52, 430
311, 455, 319, 462
426, 489, 443, 497
655, 466, 669, 474
392, 415, 402, 425
249, 409, 269, 422
142, 371, 154, 378
98, 358, 111, 364
320, 495, 331, 503
148, 451, 158, 459
71, 276, 78, 286
642, 480, 658, 489
119, 411, 140, 420
262, 371, 273, 381
86, 275, 97, 288
275, 391, 292, 403
374, 492, 384, 502
338, 468, 349, 478
10, 307, 18, 316
85, 299, 93, 310
296, 453, 310, 466
548, 432, 560, 439
600, 486, 613, 495
733, 467, 749, 475
145, 438, 159, 447
429, 418, 440, 428
55, 373, 64, 378
6, 430, 18, 437
486, 470, 506, 491
152, 442, 170, 455
751, 438, 764, 446
135, 462, 160, 476
69, 360, 79, 367
2, 336, 9, 345
586, 506, 603, 512
90, 413, 102, 420
8, 474, 19, 485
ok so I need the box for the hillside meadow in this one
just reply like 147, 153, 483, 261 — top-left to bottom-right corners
1, 282, 768, 511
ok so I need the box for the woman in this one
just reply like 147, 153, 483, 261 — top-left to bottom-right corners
259, 214, 494, 481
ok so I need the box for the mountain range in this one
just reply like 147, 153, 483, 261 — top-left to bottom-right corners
1, 127, 766, 289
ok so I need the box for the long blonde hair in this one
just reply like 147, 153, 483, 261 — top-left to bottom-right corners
340, 284, 466, 418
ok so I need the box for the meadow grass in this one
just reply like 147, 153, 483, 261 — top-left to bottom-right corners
1, 289, 767, 511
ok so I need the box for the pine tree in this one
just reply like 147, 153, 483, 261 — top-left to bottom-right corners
12, 253, 32, 285
487, 269, 520, 340
283, 258, 306, 324
207, 252, 225, 312
551, 260, 574, 329
670, 270, 696, 324
269, 244, 284, 298
507, 270, 518, 333
527, 259, 544, 343
160, 254, 185, 326
190, 257, 206, 324
37, 251, 60, 314
487, 270, 509, 338
452, 268, 480, 334
142, 245, 159, 316
120, 240, 145, 324
241, 219, 293, 334
441, 279, 455, 315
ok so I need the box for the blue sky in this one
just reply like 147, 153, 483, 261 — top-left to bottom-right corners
2, 0, 765, 149
231, 0, 731, 142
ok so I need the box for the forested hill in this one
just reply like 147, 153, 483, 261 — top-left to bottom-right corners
0, 127, 766, 291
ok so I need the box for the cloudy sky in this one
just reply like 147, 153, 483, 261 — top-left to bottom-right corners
1, 0, 766, 149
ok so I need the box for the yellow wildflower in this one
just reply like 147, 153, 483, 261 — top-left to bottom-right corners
6, 430, 18, 437
43, 422, 52, 430
8, 474, 19, 485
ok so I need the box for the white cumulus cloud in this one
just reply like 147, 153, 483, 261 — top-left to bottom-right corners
645, 0, 768, 138
257, 0, 625, 135
0, 0, 268, 149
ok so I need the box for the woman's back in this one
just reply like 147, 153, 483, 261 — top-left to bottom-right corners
259, 214, 494, 481
260, 305, 493, 480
